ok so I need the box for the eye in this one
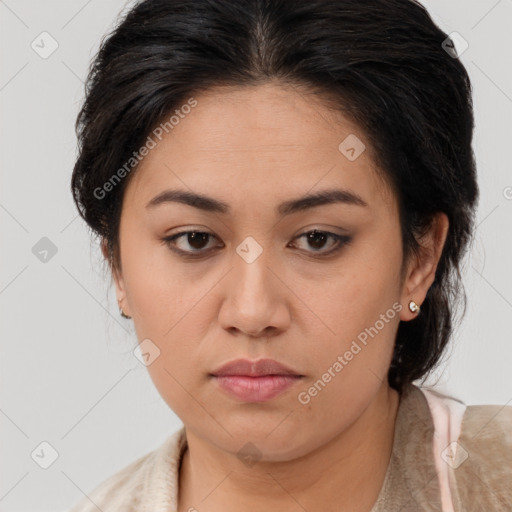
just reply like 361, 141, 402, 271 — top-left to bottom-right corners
290, 229, 352, 256
162, 230, 221, 256
161, 228, 351, 258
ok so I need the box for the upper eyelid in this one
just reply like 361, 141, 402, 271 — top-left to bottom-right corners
167, 225, 348, 236
166, 228, 345, 241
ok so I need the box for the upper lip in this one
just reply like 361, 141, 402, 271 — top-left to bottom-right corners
210, 358, 303, 377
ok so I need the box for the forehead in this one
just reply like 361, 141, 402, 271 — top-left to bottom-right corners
125, 82, 396, 213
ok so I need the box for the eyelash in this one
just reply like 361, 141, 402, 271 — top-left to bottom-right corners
160, 229, 352, 259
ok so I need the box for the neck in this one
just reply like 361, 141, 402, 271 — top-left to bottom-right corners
178, 383, 400, 512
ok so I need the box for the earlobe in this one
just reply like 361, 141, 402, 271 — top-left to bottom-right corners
399, 212, 449, 321
113, 270, 132, 319
101, 238, 132, 319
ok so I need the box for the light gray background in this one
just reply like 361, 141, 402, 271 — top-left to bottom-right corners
1, 0, 511, 510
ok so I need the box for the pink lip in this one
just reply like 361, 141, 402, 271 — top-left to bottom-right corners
212, 375, 302, 402
210, 358, 304, 402
211, 358, 302, 377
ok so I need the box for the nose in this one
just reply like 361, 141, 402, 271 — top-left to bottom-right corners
217, 248, 290, 339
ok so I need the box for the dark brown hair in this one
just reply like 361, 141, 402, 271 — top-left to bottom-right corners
71, 0, 479, 394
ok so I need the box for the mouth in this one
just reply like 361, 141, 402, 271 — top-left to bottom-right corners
209, 358, 304, 402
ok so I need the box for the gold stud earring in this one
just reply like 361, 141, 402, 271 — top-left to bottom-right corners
408, 300, 420, 314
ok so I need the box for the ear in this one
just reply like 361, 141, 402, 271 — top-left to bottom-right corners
399, 212, 449, 321
101, 238, 132, 317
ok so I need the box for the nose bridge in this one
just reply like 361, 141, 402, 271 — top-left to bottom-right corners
232, 240, 276, 310
218, 238, 288, 336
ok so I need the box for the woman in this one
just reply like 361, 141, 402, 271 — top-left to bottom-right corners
68, 0, 512, 510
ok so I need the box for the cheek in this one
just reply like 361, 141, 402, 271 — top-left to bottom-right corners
299, 246, 399, 331
292, 292, 400, 441
295, 250, 401, 386
122, 244, 193, 330
123, 267, 216, 418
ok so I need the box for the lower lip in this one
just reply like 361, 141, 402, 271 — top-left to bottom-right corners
212, 375, 302, 402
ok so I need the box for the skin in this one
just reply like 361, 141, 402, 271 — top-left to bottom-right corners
104, 81, 449, 512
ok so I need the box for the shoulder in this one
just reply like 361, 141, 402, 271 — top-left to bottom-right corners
67, 426, 187, 512
460, 401, 512, 439
454, 402, 512, 508
418, 386, 512, 509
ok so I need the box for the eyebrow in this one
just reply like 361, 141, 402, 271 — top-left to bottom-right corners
145, 188, 368, 215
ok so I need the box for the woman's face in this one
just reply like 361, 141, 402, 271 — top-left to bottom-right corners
109, 82, 442, 460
